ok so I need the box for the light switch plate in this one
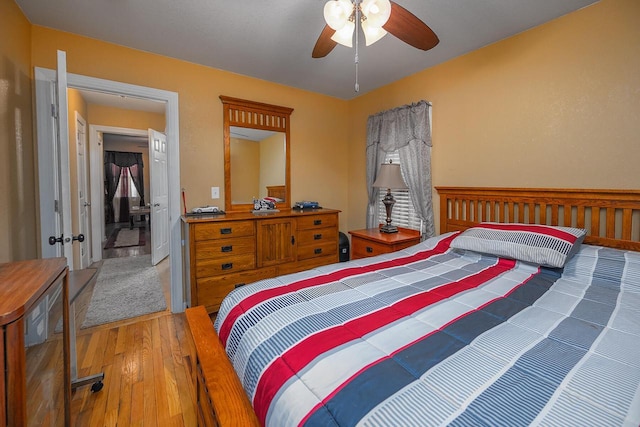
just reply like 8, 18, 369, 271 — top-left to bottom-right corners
211, 186, 220, 199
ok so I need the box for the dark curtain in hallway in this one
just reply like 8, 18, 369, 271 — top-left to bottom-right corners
104, 151, 144, 223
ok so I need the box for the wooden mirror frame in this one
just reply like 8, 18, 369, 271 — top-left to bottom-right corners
220, 95, 293, 212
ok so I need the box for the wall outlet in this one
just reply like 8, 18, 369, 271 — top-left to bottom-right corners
211, 186, 220, 199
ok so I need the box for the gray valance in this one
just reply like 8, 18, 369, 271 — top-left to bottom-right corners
366, 100, 435, 238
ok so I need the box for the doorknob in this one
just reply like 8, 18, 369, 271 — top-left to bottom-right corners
153, 203, 160, 207
73, 234, 85, 243
83, 202, 91, 207
49, 235, 63, 246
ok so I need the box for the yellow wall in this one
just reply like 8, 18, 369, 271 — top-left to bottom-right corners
260, 133, 286, 199
230, 138, 260, 204
0, 0, 37, 262
1, 0, 638, 262
348, 0, 640, 232
29, 27, 351, 233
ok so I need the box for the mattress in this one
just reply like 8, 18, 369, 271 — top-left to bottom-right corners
215, 232, 640, 426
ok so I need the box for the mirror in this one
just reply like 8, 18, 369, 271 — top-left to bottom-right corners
229, 127, 286, 204
221, 96, 293, 212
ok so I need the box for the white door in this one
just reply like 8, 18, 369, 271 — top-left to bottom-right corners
149, 129, 169, 265
76, 112, 91, 268
55, 50, 75, 269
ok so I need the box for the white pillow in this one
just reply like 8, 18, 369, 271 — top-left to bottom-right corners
450, 222, 587, 268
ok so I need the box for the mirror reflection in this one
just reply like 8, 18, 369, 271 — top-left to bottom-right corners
230, 126, 286, 204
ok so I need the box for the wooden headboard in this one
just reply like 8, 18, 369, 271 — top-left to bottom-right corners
266, 185, 286, 201
187, 187, 640, 427
436, 187, 640, 252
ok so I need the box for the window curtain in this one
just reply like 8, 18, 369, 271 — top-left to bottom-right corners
365, 100, 435, 238
104, 151, 144, 223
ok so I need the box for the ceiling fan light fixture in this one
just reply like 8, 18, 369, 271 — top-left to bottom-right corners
361, 0, 391, 28
361, 19, 387, 45
323, 0, 353, 31
330, 20, 355, 47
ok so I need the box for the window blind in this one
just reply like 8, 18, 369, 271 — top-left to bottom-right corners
377, 151, 422, 231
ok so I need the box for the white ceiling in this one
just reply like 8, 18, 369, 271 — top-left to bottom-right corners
17, 0, 598, 100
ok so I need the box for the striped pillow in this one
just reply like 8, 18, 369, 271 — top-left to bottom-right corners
450, 222, 587, 268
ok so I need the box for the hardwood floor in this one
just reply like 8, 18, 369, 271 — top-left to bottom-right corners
69, 220, 197, 426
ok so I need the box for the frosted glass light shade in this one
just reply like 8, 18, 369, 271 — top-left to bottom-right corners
331, 20, 355, 47
362, 0, 391, 28
362, 20, 387, 45
324, 0, 353, 31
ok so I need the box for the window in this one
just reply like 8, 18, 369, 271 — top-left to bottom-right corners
377, 151, 422, 231
114, 167, 140, 199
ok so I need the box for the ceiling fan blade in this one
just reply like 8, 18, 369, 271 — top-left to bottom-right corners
312, 25, 339, 58
383, 1, 439, 51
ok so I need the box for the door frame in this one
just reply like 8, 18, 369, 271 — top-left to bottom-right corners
35, 67, 185, 313
88, 125, 149, 262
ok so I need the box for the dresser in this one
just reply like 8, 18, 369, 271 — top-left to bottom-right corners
183, 209, 340, 312
0, 257, 71, 426
349, 227, 421, 259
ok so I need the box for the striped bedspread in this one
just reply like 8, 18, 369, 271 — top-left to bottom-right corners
215, 232, 640, 426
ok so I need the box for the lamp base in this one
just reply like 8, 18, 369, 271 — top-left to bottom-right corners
379, 224, 399, 233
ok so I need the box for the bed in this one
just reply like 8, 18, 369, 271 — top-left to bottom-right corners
186, 187, 640, 426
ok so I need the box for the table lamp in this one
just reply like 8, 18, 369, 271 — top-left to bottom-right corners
373, 160, 408, 233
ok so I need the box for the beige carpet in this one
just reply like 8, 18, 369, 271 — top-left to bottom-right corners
81, 255, 167, 328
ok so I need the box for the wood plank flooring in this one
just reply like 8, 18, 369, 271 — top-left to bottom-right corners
70, 312, 196, 426
70, 220, 197, 426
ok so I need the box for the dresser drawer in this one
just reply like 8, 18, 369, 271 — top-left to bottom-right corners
297, 227, 338, 246
351, 237, 393, 259
297, 241, 338, 261
196, 267, 277, 311
195, 253, 256, 278
194, 221, 255, 241
297, 214, 338, 230
195, 236, 255, 261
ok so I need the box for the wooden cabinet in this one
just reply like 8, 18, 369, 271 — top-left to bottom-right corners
349, 227, 421, 260
183, 209, 340, 312
0, 258, 71, 426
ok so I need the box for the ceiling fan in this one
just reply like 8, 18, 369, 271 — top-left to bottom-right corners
312, 0, 439, 59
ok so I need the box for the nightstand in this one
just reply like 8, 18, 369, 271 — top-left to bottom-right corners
349, 227, 421, 259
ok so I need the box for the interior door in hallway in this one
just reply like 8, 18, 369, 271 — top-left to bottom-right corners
76, 112, 91, 268
149, 128, 169, 265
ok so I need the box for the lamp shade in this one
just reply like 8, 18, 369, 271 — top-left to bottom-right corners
362, 0, 392, 28
362, 20, 387, 46
373, 162, 408, 189
324, 0, 353, 31
331, 20, 355, 47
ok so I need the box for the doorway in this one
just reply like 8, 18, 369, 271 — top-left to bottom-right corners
34, 67, 184, 313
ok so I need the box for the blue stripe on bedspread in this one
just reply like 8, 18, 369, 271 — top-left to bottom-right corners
215, 234, 640, 427
449, 247, 625, 426
303, 268, 561, 426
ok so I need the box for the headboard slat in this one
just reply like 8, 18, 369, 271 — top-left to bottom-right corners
436, 187, 640, 252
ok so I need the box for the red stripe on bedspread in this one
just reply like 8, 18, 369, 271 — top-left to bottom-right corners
253, 257, 517, 424
476, 223, 581, 243
218, 233, 459, 345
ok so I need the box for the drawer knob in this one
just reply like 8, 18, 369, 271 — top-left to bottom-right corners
314, 248, 323, 254
314, 234, 322, 240
366, 246, 373, 253
222, 262, 233, 270
220, 228, 232, 235
221, 245, 233, 252
313, 219, 322, 225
